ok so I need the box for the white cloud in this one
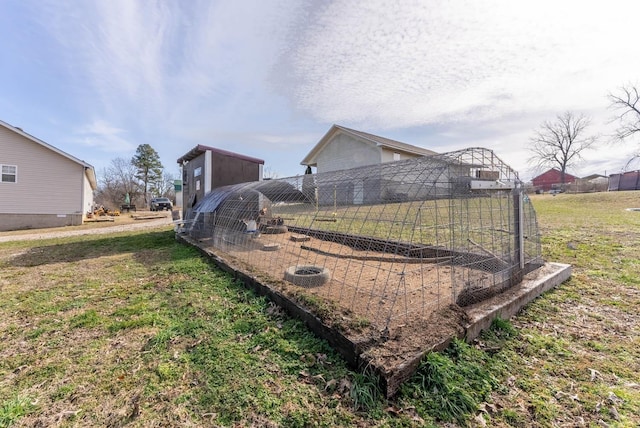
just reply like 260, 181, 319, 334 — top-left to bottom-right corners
14, 0, 640, 179
275, 0, 640, 129
73, 119, 135, 153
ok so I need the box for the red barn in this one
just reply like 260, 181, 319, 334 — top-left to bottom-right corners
531, 168, 577, 192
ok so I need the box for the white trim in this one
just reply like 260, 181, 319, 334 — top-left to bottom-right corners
469, 180, 515, 190
1, 164, 17, 183
204, 150, 212, 194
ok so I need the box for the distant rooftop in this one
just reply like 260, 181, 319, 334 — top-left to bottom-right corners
177, 144, 264, 165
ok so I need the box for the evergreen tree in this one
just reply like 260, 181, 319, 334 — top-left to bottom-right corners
131, 144, 163, 204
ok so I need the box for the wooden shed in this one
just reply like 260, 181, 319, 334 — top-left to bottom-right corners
177, 145, 264, 219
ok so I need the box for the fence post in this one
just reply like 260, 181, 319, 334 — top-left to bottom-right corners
512, 188, 524, 284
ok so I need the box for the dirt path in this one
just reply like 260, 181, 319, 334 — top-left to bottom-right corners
0, 216, 174, 243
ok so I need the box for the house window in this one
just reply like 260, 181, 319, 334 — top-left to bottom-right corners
1, 164, 17, 183
393, 153, 401, 161
194, 167, 202, 177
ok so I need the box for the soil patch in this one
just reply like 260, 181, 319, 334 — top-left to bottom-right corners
181, 228, 516, 396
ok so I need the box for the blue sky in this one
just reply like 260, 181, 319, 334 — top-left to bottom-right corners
2, 0, 640, 182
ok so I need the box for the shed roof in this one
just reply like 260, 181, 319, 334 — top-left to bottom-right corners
0, 119, 97, 190
301, 124, 437, 166
177, 144, 265, 165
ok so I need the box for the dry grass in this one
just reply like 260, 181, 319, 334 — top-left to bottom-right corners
480, 191, 640, 427
0, 191, 639, 427
0, 210, 171, 237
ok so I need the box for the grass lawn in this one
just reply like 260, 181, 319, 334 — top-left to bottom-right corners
0, 191, 639, 427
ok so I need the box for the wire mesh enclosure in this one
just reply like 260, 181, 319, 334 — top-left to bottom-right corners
183, 147, 543, 337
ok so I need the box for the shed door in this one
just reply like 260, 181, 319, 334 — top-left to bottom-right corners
353, 180, 364, 205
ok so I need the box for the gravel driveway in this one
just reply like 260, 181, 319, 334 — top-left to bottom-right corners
0, 217, 174, 243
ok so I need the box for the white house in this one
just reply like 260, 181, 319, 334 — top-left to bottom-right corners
300, 125, 439, 205
300, 124, 437, 174
0, 120, 97, 231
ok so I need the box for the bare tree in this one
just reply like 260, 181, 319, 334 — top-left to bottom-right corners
95, 157, 142, 208
608, 83, 640, 146
150, 171, 177, 200
529, 112, 598, 184
263, 166, 279, 180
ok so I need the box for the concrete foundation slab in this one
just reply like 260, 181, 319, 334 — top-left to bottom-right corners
464, 262, 572, 341
177, 232, 571, 396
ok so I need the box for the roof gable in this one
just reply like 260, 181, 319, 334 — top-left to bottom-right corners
301, 124, 436, 166
0, 119, 97, 190
177, 144, 265, 165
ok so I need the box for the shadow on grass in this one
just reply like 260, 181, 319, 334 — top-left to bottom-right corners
7, 230, 192, 267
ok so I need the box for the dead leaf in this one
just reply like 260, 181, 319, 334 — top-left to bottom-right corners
300, 353, 316, 366
338, 378, 352, 394
385, 405, 402, 416
610, 406, 620, 421
474, 413, 487, 427
607, 391, 623, 405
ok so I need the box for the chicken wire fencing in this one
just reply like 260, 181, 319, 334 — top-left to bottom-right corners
182, 147, 543, 334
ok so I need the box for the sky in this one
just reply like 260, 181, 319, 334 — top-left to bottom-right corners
2, 0, 640, 182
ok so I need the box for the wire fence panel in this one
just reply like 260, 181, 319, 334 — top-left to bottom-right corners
183, 148, 543, 335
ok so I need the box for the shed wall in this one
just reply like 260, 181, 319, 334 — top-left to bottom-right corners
609, 171, 640, 191
182, 154, 206, 209
181, 150, 262, 219
211, 152, 261, 188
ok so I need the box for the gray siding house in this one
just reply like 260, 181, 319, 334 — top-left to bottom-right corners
301, 124, 437, 174
301, 124, 438, 205
0, 120, 97, 231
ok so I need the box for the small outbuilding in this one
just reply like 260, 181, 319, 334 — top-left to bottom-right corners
531, 168, 577, 192
0, 119, 97, 231
177, 145, 264, 219
572, 174, 609, 193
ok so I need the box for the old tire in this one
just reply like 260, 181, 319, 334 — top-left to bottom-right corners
284, 265, 330, 288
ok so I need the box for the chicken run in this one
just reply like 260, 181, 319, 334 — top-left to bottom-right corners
177, 147, 546, 395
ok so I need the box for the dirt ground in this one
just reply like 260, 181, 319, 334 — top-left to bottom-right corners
0, 212, 174, 243
195, 227, 504, 394
206, 229, 471, 332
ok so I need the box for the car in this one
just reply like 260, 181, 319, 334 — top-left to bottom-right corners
150, 197, 172, 211
549, 189, 563, 195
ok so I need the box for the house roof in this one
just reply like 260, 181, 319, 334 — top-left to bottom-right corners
177, 144, 265, 165
300, 124, 437, 166
581, 174, 608, 181
0, 119, 97, 190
